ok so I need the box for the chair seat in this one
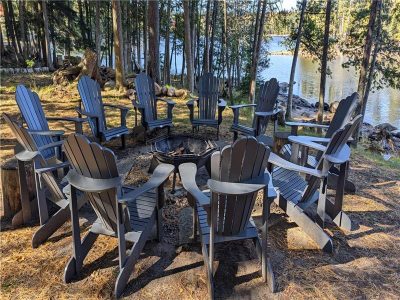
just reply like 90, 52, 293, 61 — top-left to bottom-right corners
191, 118, 219, 127
147, 118, 173, 130
196, 200, 258, 245
103, 126, 129, 141
281, 144, 318, 167
272, 166, 308, 205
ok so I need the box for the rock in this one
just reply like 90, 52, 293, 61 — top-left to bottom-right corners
329, 101, 340, 113
174, 89, 187, 98
154, 82, 162, 96
104, 80, 115, 89
126, 89, 135, 100
391, 130, 400, 138
277, 110, 286, 126
301, 112, 311, 118
375, 123, 397, 132
125, 77, 135, 89
315, 101, 329, 111
161, 86, 168, 95
167, 87, 175, 97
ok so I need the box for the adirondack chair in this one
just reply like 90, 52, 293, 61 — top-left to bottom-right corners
62, 134, 174, 297
179, 137, 277, 298
281, 92, 359, 192
269, 115, 362, 252
186, 73, 227, 139
230, 78, 280, 144
77, 76, 129, 148
15, 84, 86, 159
133, 73, 175, 141
2, 113, 86, 247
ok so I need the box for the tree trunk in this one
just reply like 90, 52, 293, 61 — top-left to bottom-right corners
2, 0, 20, 63
248, 0, 267, 103
164, 0, 171, 84
78, 0, 87, 47
317, 0, 332, 124
42, 0, 53, 70
287, 0, 307, 119
183, 0, 194, 92
95, 0, 101, 66
209, 0, 218, 72
19, 0, 28, 59
222, 0, 232, 102
136, 1, 141, 66
202, 0, 211, 73
143, 1, 148, 73
147, 0, 160, 83
112, 0, 125, 88
9, 1, 23, 58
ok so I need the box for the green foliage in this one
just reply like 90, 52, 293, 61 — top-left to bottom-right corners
25, 59, 35, 68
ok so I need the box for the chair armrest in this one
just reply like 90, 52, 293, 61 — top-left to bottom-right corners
243, 172, 277, 199
285, 121, 329, 129
288, 136, 327, 152
218, 99, 227, 108
66, 169, 122, 192
268, 152, 323, 178
229, 103, 257, 110
76, 107, 99, 119
156, 97, 176, 106
35, 161, 70, 175
38, 140, 64, 152
28, 129, 65, 136
46, 116, 87, 123
186, 99, 198, 121
179, 163, 210, 207
15, 150, 40, 161
186, 98, 199, 107
132, 99, 144, 109
324, 144, 351, 164
103, 103, 130, 112
207, 179, 265, 196
118, 164, 174, 203
254, 108, 281, 118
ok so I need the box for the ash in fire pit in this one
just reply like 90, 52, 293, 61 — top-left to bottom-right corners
150, 134, 218, 193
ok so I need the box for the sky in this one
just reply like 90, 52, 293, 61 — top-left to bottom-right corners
281, 0, 298, 10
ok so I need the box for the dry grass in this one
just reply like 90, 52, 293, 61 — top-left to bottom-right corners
1, 74, 399, 299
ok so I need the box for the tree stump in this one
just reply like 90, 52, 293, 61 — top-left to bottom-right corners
273, 132, 291, 153
0, 158, 36, 226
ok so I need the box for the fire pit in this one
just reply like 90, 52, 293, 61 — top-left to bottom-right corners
150, 134, 218, 193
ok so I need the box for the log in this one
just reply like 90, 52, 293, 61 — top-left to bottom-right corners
0, 159, 36, 225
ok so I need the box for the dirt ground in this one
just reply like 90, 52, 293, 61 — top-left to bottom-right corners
0, 74, 399, 299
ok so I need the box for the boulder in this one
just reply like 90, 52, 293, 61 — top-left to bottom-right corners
161, 86, 168, 95
277, 109, 286, 126
315, 101, 329, 111
104, 80, 115, 89
174, 89, 187, 98
375, 123, 397, 132
329, 101, 340, 113
167, 87, 175, 97
154, 82, 162, 96
126, 89, 135, 100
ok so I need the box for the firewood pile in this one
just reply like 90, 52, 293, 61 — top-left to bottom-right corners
126, 82, 187, 101
52, 49, 115, 86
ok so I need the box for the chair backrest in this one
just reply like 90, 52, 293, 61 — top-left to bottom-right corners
198, 73, 220, 120
63, 134, 121, 233
325, 92, 359, 138
210, 137, 270, 236
135, 73, 157, 122
2, 113, 64, 201
252, 78, 280, 130
77, 76, 107, 135
15, 84, 54, 158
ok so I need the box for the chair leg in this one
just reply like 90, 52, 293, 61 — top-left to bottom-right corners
192, 206, 198, 241
233, 131, 238, 142
216, 126, 219, 140
121, 134, 126, 149
202, 242, 214, 299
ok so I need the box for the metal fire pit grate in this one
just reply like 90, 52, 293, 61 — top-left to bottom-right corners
150, 134, 218, 192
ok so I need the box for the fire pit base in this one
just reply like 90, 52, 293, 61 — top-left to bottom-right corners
150, 134, 218, 193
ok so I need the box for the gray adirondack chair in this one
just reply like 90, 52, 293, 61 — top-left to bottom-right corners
179, 137, 277, 298
282, 92, 359, 192
133, 73, 175, 141
15, 84, 86, 159
186, 73, 227, 139
2, 113, 86, 247
269, 115, 362, 252
62, 134, 174, 297
77, 76, 129, 148
230, 78, 280, 144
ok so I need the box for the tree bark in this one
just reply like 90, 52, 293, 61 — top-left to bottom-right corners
95, 0, 101, 66
222, 0, 232, 102
209, 0, 218, 72
317, 0, 332, 124
183, 0, 194, 92
143, 1, 148, 73
2, 0, 20, 63
147, 0, 160, 83
164, 0, 171, 84
203, 0, 211, 73
112, 0, 125, 88
78, 0, 87, 47
19, 0, 28, 59
287, 0, 307, 119
248, 0, 267, 103
42, 0, 53, 70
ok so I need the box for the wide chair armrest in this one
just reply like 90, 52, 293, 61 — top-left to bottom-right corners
103, 103, 130, 112
229, 103, 257, 110
288, 136, 327, 152
254, 108, 281, 118
38, 140, 64, 152
35, 161, 70, 175
269, 152, 323, 178
218, 98, 227, 108
156, 97, 176, 106
243, 171, 277, 199
118, 164, 174, 203
76, 107, 99, 119
28, 129, 65, 137
46, 116, 87, 123
186, 98, 199, 107
324, 144, 351, 164
179, 163, 210, 207
15, 150, 40, 161
208, 179, 265, 196
66, 169, 122, 192
285, 121, 329, 129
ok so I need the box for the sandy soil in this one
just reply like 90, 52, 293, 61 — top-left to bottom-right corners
0, 74, 399, 299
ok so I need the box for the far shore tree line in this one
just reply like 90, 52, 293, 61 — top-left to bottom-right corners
1, 0, 399, 133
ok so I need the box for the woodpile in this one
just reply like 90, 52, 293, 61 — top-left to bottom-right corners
52, 49, 115, 86
126, 83, 187, 101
